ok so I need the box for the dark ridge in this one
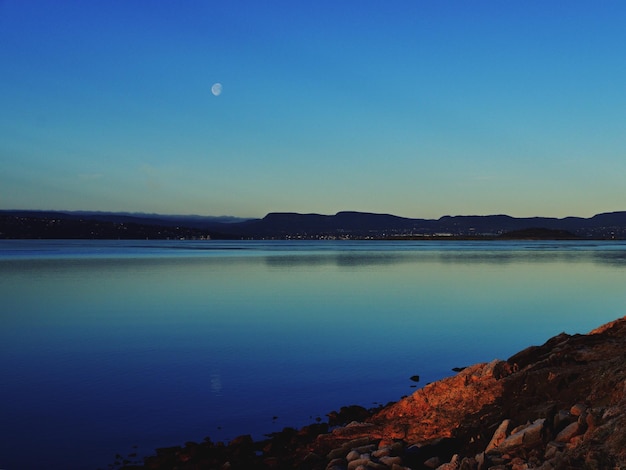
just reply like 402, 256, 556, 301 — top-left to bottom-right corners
2, 210, 626, 239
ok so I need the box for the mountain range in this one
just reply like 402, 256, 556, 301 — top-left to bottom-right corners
2, 209, 626, 239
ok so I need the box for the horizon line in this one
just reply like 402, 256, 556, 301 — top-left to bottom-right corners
2, 208, 625, 221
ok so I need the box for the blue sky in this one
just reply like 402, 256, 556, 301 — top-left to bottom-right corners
1, 1, 625, 219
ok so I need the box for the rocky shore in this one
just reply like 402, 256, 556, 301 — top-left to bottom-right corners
119, 316, 626, 470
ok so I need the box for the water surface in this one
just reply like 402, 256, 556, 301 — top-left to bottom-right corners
1, 240, 625, 469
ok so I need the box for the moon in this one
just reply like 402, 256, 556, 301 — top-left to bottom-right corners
211, 82, 222, 96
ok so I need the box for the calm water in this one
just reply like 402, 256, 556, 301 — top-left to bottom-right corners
1, 239, 626, 469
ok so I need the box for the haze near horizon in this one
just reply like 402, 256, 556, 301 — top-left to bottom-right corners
1, 1, 625, 220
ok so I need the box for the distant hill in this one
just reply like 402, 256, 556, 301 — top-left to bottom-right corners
13, 210, 251, 227
230, 211, 626, 239
0, 210, 244, 239
2, 209, 626, 239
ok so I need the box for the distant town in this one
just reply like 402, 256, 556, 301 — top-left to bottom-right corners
2, 210, 626, 240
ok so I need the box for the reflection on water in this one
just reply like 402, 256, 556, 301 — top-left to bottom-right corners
262, 244, 626, 269
592, 250, 626, 266
1, 240, 626, 470
210, 373, 223, 396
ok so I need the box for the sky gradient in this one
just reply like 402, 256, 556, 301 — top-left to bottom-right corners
1, 1, 625, 219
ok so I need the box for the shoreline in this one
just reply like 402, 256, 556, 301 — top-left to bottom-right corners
117, 316, 626, 469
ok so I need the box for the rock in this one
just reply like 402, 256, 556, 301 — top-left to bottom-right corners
555, 421, 580, 442
328, 405, 374, 427
371, 360, 511, 443
327, 458, 347, 470
474, 452, 485, 470
458, 456, 477, 470
576, 410, 589, 431
371, 447, 390, 458
353, 444, 376, 454
570, 403, 586, 416
521, 420, 546, 448
328, 447, 347, 460
489, 456, 507, 466
365, 462, 388, 470
402, 438, 459, 468
585, 409, 599, 432
326, 436, 375, 460
379, 455, 403, 466
303, 452, 324, 465
423, 456, 441, 468
544, 441, 563, 459
489, 419, 545, 453
566, 434, 584, 449
347, 458, 370, 470
436, 454, 460, 470
391, 465, 410, 470
509, 422, 529, 435
510, 456, 528, 470
602, 406, 620, 420
485, 419, 510, 452
553, 409, 573, 430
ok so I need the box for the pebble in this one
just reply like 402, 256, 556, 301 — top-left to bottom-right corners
353, 444, 376, 454
379, 455, 403, 466
553, 409, 573, 429
390, 465, 410, 470
326, 458, 347, 470
424, 456, 441, 468
436, 454, 460, 470
544, 442, 563, 460
555, 421, 580, 442
372, 447, 391, 458
347, 458, 371, 470
570, 403, 586, 416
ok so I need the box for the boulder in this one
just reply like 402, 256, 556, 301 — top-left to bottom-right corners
554, 421, 580, 443
488, 419, 545, 454
485, 419, 510, 452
